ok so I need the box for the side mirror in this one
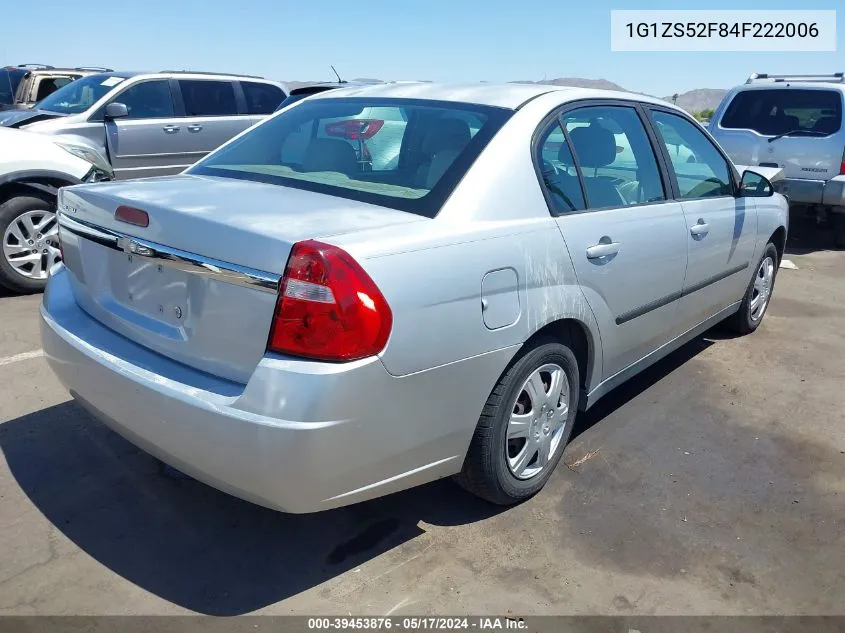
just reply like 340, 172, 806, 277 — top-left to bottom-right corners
739, 169, 774, 197
104, 102, 128, 119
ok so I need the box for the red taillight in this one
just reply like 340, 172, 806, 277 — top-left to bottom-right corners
840, 147, 845, 175
267, 240, 392, 362
114, 205, 149, 227
324, 119, 385, 140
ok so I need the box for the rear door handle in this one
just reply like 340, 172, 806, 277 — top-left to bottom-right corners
163, 125, 180, 134
690, 220, 710, 237
586, 241, 620, 259
187, 124, 203, 133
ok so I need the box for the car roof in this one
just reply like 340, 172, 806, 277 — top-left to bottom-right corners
729, 82, 845, 93
313, 82, 679, 110
16, 68, 112, 75
109, 71, 281, 85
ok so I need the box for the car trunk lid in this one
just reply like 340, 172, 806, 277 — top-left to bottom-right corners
57, 174, 424, 383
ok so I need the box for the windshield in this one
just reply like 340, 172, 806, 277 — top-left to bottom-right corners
721, 89, 843, 136
36, 74, 131, 114
190, 97, 511, 217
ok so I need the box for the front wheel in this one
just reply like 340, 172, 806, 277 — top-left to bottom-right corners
0, 193, 61, 294
726, 242, 778, 335
455, 340, 580, 505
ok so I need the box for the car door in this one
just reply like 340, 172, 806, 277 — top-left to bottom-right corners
104, 79, 185, 179
174, 79, 251, 162
647, 108, 758, 332
540, 103, 689, 379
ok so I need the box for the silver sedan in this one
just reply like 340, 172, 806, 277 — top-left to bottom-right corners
41, 82, 788, 512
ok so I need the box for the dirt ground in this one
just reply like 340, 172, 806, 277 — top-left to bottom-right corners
0, 212, 842, 616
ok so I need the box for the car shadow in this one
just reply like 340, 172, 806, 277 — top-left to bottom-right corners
0, 400, 504, 615
571, 334, 714, 440
785, 206, 842, 255
1, 332, 716, 615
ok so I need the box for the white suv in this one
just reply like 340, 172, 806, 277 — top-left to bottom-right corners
709, 73, 845, 246
0, 128, 112, 293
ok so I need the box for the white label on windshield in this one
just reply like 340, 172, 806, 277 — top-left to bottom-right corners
100, 77, 125, 87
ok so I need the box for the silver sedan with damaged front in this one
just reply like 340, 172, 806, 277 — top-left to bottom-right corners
41, 83, 788, 512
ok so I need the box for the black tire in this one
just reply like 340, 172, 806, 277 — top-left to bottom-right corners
0, 192, 56, 294
726, 242, 779, 335
455, 339, 580, 505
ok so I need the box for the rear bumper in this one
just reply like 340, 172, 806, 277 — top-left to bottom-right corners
781, 176, 845, 209
41, 266, 512, 512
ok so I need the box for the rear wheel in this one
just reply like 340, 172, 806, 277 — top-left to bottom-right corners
726, 242, 778, 335
455, 340, 579, 505
0, 193, 60, 294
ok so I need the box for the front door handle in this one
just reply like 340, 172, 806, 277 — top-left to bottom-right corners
586, 241, 620, 259
186, 124, 203, 133
690, 220, 710, 237
162, 125, 180, 134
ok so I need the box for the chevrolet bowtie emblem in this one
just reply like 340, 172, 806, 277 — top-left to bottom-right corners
117, 237, 153, 257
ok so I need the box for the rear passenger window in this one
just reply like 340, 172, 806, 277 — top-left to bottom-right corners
242, 82, 285, 114
536, 123, 586, 214
114, 80, 175, 119
179, 80, 238, 116
652, 111, 734, 199
563, 106, 665, 209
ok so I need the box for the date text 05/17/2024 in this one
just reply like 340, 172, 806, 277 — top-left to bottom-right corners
307, 617, 527, 631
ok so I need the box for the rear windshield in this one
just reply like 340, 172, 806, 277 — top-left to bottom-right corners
275, 87, 337, 111
190, 97, 511, 217
720, 88, 843, 136
36, 73, 131, 114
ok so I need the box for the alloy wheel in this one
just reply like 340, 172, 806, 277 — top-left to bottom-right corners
2, 209, 60, 281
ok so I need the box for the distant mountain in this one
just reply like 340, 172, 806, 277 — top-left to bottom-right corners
662, 89, 728, 113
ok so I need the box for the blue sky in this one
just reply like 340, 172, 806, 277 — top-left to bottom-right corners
2, 0, 841, 96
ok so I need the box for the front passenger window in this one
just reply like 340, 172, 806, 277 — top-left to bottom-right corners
113, 80, 175, 119
651, 111, 734, 199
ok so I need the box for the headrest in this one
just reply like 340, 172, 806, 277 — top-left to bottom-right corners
422, 118, 472, 156
567, 125, 617, 168
302, 138, 358, 174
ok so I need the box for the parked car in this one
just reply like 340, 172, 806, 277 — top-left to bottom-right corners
1, 71, 286, 179
3, 65, 112, 110
0, 128, 112, 293
709, 73, 845, 246
42, 83, 788, 513
275, 81, 384, 110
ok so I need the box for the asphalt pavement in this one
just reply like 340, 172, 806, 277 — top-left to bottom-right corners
0, 214, 842, 615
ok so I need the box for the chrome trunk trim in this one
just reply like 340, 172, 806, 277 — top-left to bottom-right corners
57, 213, 281, 293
